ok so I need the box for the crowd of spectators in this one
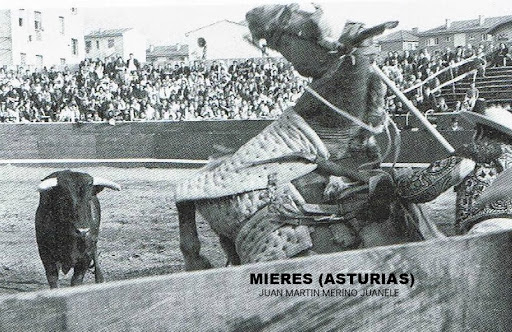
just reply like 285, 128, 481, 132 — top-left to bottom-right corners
1, 40, 511, 123
381, 42, 511, 115
0, 55, 308, 123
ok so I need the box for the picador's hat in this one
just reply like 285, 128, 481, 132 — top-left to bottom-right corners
460, 98, 512, 137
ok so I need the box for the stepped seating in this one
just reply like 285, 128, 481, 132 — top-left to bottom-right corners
440, 66, 512, 107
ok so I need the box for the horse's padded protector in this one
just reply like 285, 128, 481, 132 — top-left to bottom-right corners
196, 189, 271, 240
174, 108, 330, 202
235, 206, 313, 264
196, 182, 314, 263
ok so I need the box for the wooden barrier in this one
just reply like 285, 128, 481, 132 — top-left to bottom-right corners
0, 118, 474, 165
1, 231, 510, 331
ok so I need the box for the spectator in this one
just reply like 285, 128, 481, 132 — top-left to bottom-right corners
114, 56, 126, 81
464, 82, 479, 110
437, 97, 449, 113
494, 43, 510, 67
395, 101, 405, 115
450, 117, 463, 131
386, 97, 397, 116
126, 53, 140, 74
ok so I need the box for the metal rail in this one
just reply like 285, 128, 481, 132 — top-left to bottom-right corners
372, 63, 455, 154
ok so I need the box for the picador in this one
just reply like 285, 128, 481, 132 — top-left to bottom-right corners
397, 98, 512, 235
174, 2, 410, 271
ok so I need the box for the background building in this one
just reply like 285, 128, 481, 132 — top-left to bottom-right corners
418, 15, 512, 51
378, 29, 419, 53
85, 28, 146, 63
0, 8, 84, 69
185, 20, 280, 60
146, 44, 189, 64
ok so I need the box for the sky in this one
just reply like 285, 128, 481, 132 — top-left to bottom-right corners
7, 0, 512, 45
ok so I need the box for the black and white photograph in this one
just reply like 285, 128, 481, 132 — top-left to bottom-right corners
0, 0, 511, 330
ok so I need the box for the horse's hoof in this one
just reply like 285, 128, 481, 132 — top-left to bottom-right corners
185, 256, 213, 271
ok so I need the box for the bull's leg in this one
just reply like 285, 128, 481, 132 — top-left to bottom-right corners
177, 201, 212, 271
71, 260, 89, 286
42, 259, 59, 289
93, 251, 104, 283
219, 235, 241, 266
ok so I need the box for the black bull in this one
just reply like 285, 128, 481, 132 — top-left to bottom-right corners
35, 170, 120, 288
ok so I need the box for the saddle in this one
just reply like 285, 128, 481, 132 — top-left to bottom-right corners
231, 169, 396, 263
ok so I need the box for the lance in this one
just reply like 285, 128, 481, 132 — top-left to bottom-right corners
371, 63, 455, 154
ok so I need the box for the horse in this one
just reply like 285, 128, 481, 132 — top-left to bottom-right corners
174, 3, 409, 271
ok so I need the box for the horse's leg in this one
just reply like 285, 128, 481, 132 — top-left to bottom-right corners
219, 234, 241, 266
177, 200, 212, 271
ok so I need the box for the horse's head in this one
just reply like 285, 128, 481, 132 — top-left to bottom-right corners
245, 4, 284, 42
246, 3, 397, 80
246, 3, 321, 46
246, 3, 339, 79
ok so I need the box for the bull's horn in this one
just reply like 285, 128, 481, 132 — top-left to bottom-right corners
93, 177, 121, 191
37, 178, 58, 192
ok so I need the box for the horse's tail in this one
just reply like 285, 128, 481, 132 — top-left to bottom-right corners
177, 200, 212, 271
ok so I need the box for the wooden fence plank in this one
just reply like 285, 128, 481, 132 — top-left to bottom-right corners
0, 121, 475, 163
37, 134, 96, 159
1, 231, 510, 331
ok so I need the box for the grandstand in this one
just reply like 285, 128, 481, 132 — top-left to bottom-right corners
440, 66, 512, 107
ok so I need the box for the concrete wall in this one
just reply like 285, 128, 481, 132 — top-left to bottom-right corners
0, 114, 474, 164
85, 34, 123, 61
122, 29, 146, 62
0, 10, 13, 66
419, 30, 493, 53
419, 34, 455, 51
380, 41, 418, 53
85, 29, 146, 63
1, 230, 510, 331
0, 8, 84, 68
380, 41, 403, 53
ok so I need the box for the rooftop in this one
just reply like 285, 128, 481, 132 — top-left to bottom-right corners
147, 44, 189, 58
421, 15, 512, 35
85, 28, 133, 38
378, 30, 419, 43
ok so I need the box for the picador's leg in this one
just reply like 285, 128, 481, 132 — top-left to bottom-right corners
219, 234, 241, 266
177, 201, 213, 271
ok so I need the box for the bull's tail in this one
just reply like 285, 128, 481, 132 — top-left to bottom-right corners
177, 200, 213, 271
